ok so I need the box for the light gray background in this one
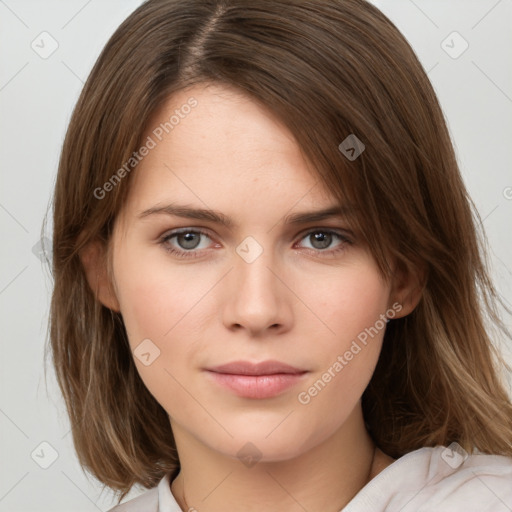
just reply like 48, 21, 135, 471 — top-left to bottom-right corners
1, 1, 511, 510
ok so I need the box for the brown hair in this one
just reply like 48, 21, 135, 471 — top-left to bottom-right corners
46, 0, 512, 503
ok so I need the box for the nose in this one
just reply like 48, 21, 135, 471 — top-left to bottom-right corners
222, 245, 293, 337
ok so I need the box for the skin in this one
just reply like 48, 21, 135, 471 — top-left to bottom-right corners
82, 83, 421, 512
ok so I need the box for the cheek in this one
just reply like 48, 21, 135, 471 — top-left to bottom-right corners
296, 259, 390, 350
292, 261, 389, 415
113, 243, 213, 343
112, 245, 217, 398
113, 260, 200, 414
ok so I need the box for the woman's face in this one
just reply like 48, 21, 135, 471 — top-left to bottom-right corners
107, 83, 403, 462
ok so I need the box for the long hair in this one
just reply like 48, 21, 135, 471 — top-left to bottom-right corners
46, 0, 512, 503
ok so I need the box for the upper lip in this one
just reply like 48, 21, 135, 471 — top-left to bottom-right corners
206, 360, 307, 376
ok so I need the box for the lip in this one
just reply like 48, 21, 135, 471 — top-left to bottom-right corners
204, 360, 308, 399
207, 360, 306, 376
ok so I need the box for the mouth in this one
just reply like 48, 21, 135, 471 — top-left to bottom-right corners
204, 360, 309, 399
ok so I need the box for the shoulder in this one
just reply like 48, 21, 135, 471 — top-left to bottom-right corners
418, 445, 512, 511
344, 444, 512, 512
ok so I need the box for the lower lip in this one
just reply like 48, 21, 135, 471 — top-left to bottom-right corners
205, 371, 307, 399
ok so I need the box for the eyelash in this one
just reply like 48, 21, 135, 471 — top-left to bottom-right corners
158, 228, 352, 260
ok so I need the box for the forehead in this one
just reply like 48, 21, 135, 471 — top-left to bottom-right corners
144, 84, 306, 174
121, 83, 337, 216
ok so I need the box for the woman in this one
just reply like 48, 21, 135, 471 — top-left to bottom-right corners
48, 0, 512, 510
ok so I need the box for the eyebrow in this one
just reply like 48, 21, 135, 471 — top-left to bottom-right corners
137, 202, 353, 228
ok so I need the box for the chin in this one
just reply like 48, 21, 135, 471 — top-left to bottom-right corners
205, 417, 329, 464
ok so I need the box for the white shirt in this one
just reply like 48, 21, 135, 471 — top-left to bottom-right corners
107, 445, 512, 511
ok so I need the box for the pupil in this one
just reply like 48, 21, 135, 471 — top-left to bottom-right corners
179, 232, 200, 249
311, 232, 331, 249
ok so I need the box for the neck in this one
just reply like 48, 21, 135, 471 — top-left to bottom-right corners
170, 405, 388, 512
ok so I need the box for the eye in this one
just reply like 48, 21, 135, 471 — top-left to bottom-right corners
159, 227, 352, 260
159, 229, 216, 258
172, 231, 205, 250
295, 229, 352, 255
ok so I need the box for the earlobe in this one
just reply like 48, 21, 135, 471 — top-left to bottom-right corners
79, 239, 121, 312
389, 260, 426, 318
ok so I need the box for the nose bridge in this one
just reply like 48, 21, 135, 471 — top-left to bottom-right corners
236, 247, 276, 296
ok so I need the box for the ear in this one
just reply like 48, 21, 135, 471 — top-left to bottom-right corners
388, 259, 426, 319
79, 239, 121, 312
